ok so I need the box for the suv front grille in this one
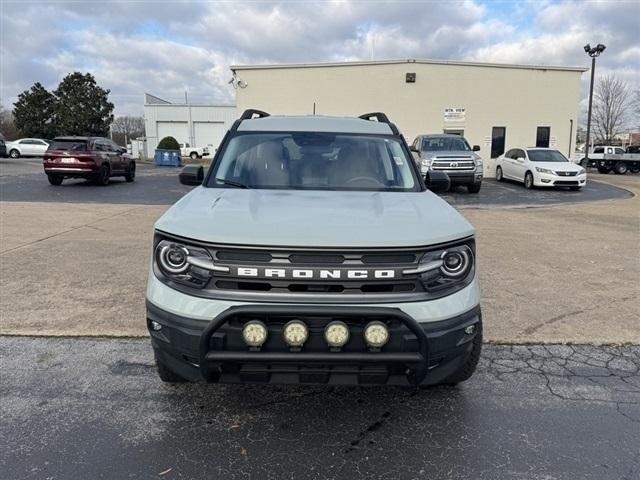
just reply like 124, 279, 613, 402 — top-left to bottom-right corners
431, 157, 475, 171
196, 245, 430, 303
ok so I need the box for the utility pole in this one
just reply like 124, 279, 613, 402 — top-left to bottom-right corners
583, 43, 606, 167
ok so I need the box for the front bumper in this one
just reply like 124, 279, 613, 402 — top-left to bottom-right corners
534, 172, 587, 187
425, 170, 482, 186
147, 293, 481, 386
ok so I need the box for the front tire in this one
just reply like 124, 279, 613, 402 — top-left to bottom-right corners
9, 149, 20, 159
124, 162, 136, 182
597, 166, 611, 174
614, 161, 628, 175
496, 166, 504, 181
190, 152, 199, 160
467, 183, 481, 193
156, 359, 187, 383
524, 171, 534, 189
580, 158, 588, 167
47, 174, 63, 186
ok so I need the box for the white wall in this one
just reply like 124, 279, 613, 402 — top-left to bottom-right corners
144, 104, 236, 154
233, 61, 584, 176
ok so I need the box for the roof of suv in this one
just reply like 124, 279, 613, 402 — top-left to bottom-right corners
237, 115, 394, 135
52, 136, 95, 141
419, 134, 463, 138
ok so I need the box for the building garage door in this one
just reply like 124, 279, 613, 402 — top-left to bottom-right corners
157, 121, 189, 145
194, 122, 226, 150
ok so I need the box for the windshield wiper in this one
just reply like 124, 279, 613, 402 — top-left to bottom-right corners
216, 178, 249, 189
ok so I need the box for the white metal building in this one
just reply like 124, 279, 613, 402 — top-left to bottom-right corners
143, 93, 236, 155
230, 59, 587, 174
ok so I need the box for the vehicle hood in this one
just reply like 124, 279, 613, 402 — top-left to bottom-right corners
534, 162, 583, 172
155, 187, 474, 248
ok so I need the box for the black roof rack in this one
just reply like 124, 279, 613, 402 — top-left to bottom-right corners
239, 109, 270, 120
358, 112, 399, 135
359, 112, 390, 123
230, 109, 271, 132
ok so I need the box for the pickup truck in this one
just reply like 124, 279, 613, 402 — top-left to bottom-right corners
410, 134, 483, 193
579, 145, 640, 174
179, 142, 210, 160
146, 110, 482, 387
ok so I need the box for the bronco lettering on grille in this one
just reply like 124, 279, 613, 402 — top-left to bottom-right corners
236, 267, 397, 280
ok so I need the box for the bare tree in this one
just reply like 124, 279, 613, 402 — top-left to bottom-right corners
592, 75, 632, 143
111, 116, 145, 146
633, 87, 640, 129
0, 105, 20, 140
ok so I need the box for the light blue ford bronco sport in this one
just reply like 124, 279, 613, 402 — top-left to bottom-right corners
146, 110, 481, 387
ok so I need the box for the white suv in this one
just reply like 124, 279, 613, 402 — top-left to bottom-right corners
495, 147, 586, 190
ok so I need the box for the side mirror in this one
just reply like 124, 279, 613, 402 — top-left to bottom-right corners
472, 145, 481, 152
409, 146, 419, 153
179, 165, 204, 186
516, 156, 526, 162
425, 171, 450, 193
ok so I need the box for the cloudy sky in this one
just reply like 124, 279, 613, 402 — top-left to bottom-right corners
1, 0, 638, 118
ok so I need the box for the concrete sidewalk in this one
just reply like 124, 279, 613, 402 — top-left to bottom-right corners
1, 175, 638, 343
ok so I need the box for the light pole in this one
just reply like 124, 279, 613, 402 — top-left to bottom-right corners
583, 43, 606, 166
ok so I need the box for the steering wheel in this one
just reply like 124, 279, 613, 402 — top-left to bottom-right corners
344, 176, 384, 187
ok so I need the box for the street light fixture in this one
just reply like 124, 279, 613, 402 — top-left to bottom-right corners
583, 43, 606, 167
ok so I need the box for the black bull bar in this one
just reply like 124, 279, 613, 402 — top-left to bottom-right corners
199, 305, 430, 385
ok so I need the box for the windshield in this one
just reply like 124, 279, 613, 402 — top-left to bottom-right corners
527, 149, 568, 162
422, 136, 471, 152
208, 133, 418, 191
47, 140, 88, 152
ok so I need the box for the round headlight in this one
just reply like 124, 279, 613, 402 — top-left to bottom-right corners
242, 320, 268, 347
283, 320, 308, 347
363, 321, 389, 348
324, 321, 350, 348
158, 243, 189, 274
440, 249, 470, 277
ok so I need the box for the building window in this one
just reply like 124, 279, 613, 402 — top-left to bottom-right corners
443, 129, 464, 136
491, 127, 506, 158
536, 127, 550, 148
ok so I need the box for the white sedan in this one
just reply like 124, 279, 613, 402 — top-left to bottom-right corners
5, 138, 50, 158
495, 147, 587, 190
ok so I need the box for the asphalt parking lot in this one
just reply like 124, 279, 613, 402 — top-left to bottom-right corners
0, 157, 632, 207
2, 337, 639, 480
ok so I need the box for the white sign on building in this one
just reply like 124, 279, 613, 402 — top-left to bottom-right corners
444, 107, 466, 122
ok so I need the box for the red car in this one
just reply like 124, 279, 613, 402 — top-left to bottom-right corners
43, 136, 136, 186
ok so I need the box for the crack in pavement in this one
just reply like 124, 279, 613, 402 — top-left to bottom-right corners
0, 205, 145, 255
522, 296, 637, 335
482, 344, 640, 427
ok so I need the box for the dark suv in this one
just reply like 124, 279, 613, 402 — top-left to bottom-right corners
43, 136, 136, 186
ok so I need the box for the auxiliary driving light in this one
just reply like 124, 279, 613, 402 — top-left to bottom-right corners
363, 321, 389, 348
283, 320, 308, 347
324, 321, 350, 348
242, 320, 268, 347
